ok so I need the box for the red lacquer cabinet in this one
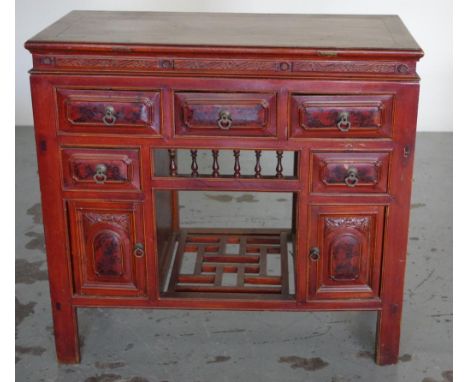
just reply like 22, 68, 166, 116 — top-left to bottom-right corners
25, 11, 423, 365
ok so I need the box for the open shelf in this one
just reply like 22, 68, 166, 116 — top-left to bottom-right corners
160, 228, 294, 300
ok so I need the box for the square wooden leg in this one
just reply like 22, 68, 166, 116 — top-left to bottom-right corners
375, 304, 402, 365
51, 302, 80, 364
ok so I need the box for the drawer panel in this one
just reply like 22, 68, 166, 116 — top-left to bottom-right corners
57, 89, 161, 134
61, 148, 141, 191
290, 94, 393, 138
311, 152, 389, 193
174, 91, 277, 137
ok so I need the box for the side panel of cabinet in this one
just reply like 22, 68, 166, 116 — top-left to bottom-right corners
68, 200, 147, 297
308, 205, 385, 300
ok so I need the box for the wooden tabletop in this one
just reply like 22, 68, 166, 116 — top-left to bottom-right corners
27, 11, 421, 51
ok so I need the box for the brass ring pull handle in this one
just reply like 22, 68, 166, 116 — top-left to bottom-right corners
217, 110, 232, 130
93, 164, 107, 184
103, 106, 117, 126
344, 166, 359, 187
309, 247, 320, 261
336, 112, 351, 132
133, 243, 145, 257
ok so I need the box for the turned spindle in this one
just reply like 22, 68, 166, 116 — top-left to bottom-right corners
276, 150, 284, 178
212, 150, 220, 177
168, 149, 177, 176
254, 150, 262, 178
233, 150, 241, 178
190, 149, 199, 177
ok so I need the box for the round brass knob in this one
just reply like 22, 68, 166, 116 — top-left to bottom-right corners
309, 247, 320, 261
93, 164, 107, 184
337, 112, 351, 132
217, 110, 233, 130
133, 243, 145, 257
102, 106, 117, 126
344, 167, 359, 187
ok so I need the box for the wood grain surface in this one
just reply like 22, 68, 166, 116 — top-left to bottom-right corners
26, 11, 421, 50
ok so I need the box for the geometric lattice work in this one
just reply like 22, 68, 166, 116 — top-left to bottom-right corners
166, 229, 290, 297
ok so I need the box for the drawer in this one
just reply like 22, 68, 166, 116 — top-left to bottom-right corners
311, 152, 390, 193
61, 148, 141, 191
57, 88, 161, 134
174, 91, 277, 137
290, 94, 393, 138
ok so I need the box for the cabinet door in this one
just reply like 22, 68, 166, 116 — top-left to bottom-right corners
68, 200, 147, 297
308, 205, 385, 300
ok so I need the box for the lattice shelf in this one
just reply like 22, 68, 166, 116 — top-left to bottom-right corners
162, 229, 292, 299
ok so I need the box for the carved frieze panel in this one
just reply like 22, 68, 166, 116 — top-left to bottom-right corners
33, 54, 416, 77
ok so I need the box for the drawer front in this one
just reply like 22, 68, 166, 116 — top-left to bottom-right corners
290, 94, 393, 138
308, 205, 385, 300
68, 200, 147, 297
311, 152, 390, 193
57, 89, 161, 134
174, 92, 277, 137
62, 148, 140, 191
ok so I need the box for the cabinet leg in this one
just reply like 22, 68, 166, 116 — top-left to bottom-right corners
52, 302, 80, 363
375, 304, 402, 365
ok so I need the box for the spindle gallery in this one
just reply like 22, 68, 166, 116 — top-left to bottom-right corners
164, 149, 288, 178
25, 11, 423, 365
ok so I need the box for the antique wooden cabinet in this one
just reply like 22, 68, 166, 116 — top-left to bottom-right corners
25, 11, 423, 365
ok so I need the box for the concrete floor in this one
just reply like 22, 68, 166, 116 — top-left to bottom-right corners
15, 127, 452, 382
